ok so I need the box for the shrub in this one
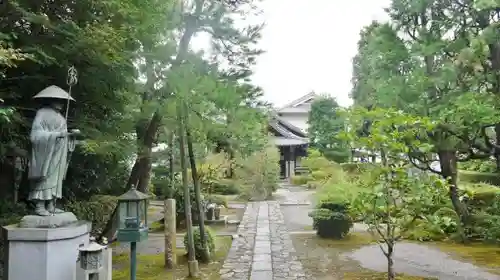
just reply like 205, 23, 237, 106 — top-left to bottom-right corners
311, 170, 328, 180
184, 226, 216, 261
340, 162, 374, 174
458, 170, 500, 186
234, 141, 280, 200
302, 153, 335, 172
459, 159, 496, 173
210, 179, 240, 195
173, 185, 204, 226
291, 175, 309, 186
0, 200, 28, 226
306, 180, 322, 189
321, 148, 350, 163
66, 195, 118, 235
309, 196, 352, 239
204, 194, 228, 208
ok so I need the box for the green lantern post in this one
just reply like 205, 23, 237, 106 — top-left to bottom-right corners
116, 187, 150, 280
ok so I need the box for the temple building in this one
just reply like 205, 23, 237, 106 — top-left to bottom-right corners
270, 92, 318, 180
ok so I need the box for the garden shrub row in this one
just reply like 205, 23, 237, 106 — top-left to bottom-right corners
458, 170, 500, 186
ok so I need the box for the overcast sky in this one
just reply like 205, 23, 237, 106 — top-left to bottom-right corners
251, 0, 390, 107
193, 0, 391, 108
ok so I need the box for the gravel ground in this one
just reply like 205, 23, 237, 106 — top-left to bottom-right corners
348, 243, 500, 280
279, 183, 500, 280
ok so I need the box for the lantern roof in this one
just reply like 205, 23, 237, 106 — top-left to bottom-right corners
118, 188, 149, 201
78, 242, 106, 252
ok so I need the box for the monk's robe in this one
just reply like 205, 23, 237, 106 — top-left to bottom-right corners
28, 107, 69, 201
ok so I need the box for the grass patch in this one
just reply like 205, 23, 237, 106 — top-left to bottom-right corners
112, 236, 232, 280
431, 241, 500, 274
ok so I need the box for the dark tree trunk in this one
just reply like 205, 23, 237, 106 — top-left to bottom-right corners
185, 110, 210, 262
387, 242, 395, 280
438, 150, 469, 242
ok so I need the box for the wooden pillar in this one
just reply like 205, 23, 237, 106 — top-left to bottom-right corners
164, 198, 176, 268
288, 146, 295, 182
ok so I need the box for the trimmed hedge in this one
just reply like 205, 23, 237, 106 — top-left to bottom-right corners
458, 170, 500, 186
340, 162, 374, 174
309, 197, 352, 239
291, 175, 309, 186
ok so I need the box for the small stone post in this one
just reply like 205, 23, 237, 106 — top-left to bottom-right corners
164, 198, 176, 268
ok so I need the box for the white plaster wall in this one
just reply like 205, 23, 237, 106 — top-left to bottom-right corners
279, 113, 309, 133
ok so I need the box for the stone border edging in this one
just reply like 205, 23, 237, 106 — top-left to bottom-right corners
219, 202, 258, 280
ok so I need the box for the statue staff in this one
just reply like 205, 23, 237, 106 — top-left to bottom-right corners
56, 66, 78, 215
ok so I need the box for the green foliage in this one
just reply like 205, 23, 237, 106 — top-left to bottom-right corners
306, 180, 322, 189
204, 194, 228, 208
0, 199, 28, 226
66, 195, 118, 235
172, 185, 203, 226
184, 226, 216, 261
459, 160, 496, 173
340, 162, 373, 173
291, 175, 310, 186
309, 196, 353, 239
210, 179, 240, 195
458, 171, 500, 186
308, 95, 350, 163
322, 148, 351, 163
234, 140, 280, 200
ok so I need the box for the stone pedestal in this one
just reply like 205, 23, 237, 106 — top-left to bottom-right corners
2, 221, 91, 280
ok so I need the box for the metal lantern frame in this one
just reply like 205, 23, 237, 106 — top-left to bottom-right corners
116, 188, 149, 243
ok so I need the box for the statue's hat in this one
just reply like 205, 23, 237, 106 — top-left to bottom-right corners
33, 85, 75, 101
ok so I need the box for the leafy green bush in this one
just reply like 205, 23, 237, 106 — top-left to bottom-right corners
66, 195, 118, 235
0, 200, 28, 226
322, 148, 351, 163
234, 141, 280, 200
291, 175, 309, 185
340, 162, 374, 174
173, 185, 204, 226
458, 170, 500, 186
459, 159, 496, 173
311, 170, 328, 180
306, 180, 322, 189
309, 196, 353, 239
210, 179, 240, 195
204, 194, 228, 208
184, 226, 216, 261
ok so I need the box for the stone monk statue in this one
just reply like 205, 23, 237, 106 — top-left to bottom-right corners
28, 85, 80, 216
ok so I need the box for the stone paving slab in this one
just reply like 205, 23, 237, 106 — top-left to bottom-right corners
220, 201, 311, 280
219, 203, 257, 280
268, 201, 310, 280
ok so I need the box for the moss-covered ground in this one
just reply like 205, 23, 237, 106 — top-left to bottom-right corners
291, 231, 500, 280
430, 241, 500, 274
112, 236, 232, 280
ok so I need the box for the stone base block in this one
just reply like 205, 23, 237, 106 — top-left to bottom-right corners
19, 212, 78, 228
2, 221, 91, 280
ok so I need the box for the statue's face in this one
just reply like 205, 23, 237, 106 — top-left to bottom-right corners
52, 101, 64, 112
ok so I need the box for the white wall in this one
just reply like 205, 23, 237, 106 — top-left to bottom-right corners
279, 113, 309, 132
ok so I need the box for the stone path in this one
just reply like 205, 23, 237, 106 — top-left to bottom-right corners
220, 201, 309, 280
